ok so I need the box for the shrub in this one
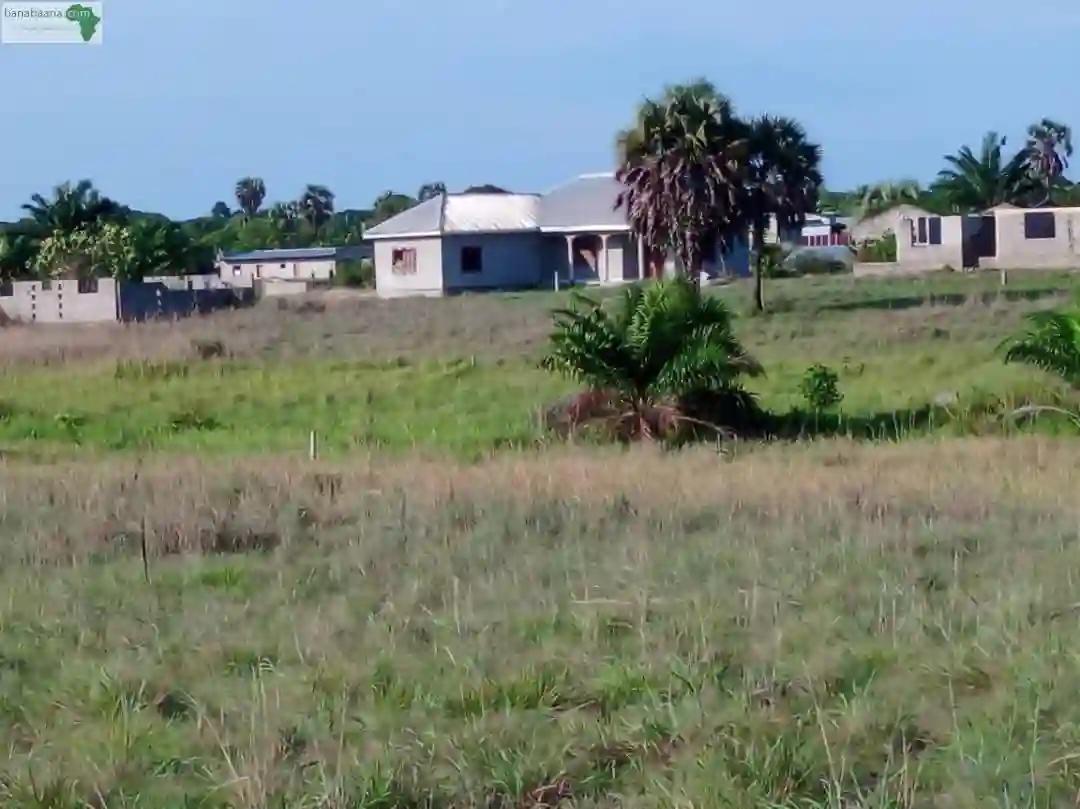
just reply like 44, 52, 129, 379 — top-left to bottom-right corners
335, 258, 374, 288
799, 363, 843, 412
856, 232, 898, 263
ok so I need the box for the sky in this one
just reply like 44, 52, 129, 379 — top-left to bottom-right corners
1, 0, 1078, 220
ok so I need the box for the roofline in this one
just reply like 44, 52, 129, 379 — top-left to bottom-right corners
363, 230, 442, 241
539, 224, 630, 234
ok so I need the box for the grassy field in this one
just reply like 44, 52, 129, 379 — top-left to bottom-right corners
4, 440, 1080, 807
0, 270, 1077, 458
3, 270, 1080, 807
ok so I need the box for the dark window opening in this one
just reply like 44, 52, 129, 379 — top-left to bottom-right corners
913, 216, 942, 246
77, 277, 99, 294
927, 216, 942, 245
391, 247, 417, 274
461, 246, 483, 273
1024, 211, 1056, 240
0, 281, 11, 297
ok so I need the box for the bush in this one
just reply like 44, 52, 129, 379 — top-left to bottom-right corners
856, 232, 897, 263
798, 363, 843, 412
335, 258, 374, 288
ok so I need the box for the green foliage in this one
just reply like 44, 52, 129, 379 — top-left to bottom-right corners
798, 363, 843, 411
933, 131, 1032, 211
540, 277, 764, 440
855, 232, 897, 263
335, 258, 374, 288
1001, 304, 1080, 386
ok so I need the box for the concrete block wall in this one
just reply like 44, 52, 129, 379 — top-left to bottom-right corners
0, 279, 118, 323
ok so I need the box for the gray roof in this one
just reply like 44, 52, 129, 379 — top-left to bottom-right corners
221, 246, 368, 263
362, 196, 443, 238
536, 173, 629, 231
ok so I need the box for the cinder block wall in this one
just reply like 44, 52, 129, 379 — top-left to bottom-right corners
0, 279, 118, 323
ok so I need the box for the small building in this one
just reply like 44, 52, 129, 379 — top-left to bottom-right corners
800, 213, 851, 247
363, 172, 752, 299
885, 205, 1080, 274
216, 246, 370, 287
849, 204, 932, 244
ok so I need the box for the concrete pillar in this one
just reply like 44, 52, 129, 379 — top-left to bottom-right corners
600, 234, 610, 284
636, 236, 645, 281
565, 235, 575, 284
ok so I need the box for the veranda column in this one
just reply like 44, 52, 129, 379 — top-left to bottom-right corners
600, 234, 610, 283
565, 235, 575, 284
636, 236, 645, 280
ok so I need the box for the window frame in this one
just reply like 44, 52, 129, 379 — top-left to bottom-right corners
460, 245, 483, 274
1023, 211, 1056, 240
391, 247, 417, 275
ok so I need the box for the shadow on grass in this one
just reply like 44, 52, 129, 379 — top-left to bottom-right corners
805, 286, 1066, 315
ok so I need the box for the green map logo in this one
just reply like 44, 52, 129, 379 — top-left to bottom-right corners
1, 1, 104, 44
65, 3, 99, 41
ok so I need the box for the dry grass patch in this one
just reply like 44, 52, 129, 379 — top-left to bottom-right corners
1, 438, 1080, 806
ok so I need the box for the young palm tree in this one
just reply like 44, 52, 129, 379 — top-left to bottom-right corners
614, 85, 748, 287
1001, 304, 1080, 387
21, 180, 125, 234
540, 277, 764, 441
1025, 119, 1073, 205
932, 132, 1030, 211
855, 179, 923, 220
234, 177, 267, 218
745, 115, 823, 312
299, 184, 335, 234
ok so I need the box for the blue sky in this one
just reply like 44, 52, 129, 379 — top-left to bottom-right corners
2, 0, 1077, 219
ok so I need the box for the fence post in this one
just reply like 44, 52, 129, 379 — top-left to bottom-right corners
309, 430, 318, 461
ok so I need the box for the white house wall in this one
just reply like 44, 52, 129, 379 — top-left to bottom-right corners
983, 208, 1080, 270
374, 237, 444, 298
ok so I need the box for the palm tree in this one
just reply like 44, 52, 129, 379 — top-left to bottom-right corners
210, 201, 232, 218
21, 180, 125, 234
234, 177, 266, 218
614, 85, 748, 286
368, 191, 417, 226
417, 182, 447, 201
1025, 119, 1073, 205
1001, 303, 1080, 387
745, 115, 823, 311
298, 185, 335, 234
932, 132, 1030, 212
855, 179, 922, 220
540, 277, 764, 441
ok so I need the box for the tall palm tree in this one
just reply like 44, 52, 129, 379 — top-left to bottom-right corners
745, 115, 823, 312
1025, 119, 1073, 205
614, 85, 748, 286
417, 182, 447, 201
21, 180, 125, 234
855, 179, 922, 220
932, 132, 1030, 212
298, 185, 335, 234
368, 191, 416, 226
234, 177, 266, 218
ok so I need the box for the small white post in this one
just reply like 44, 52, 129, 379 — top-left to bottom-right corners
308, 430, 318, 460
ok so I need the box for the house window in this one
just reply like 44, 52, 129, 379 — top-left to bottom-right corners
912, 216, 942, 246
391, 247, 417, 275
461, 246, 483, 273
77, 276, 99, 294
232, 265, 242, 276
1024, 211, 1056, 240
279, 263, 286, 269
0, 281, 12, 297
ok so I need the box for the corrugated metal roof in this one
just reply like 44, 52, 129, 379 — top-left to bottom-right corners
220, 246, 368, 263
536, 173, 629, 231
442, 193, 539, 232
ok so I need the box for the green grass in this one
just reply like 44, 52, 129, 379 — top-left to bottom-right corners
1, 269, 1078, 456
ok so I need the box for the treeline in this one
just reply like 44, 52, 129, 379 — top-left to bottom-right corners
0, 178, 461, 281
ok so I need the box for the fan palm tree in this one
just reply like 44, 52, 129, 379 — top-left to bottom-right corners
932, 132, 1031, 212
540, 277, 764, 441
417, 182, 447, 201
1025, 119, 1073, 205
614, 85, 748, 286
745, 115, 823, 311
299, 185, 335, 234
234, 177, 267, 218
21, 180, 125, 234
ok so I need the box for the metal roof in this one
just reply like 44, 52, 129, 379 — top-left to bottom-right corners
220, 246, 367, 263
364, 193, 541, 239
536, 172, 630, 231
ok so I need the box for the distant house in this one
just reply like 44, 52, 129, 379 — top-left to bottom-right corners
849, 204, 932, 244
216, 246, 370, 287
799, 213, 852, 247
363, 172, 752, 299
891, 205, 1080, 273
